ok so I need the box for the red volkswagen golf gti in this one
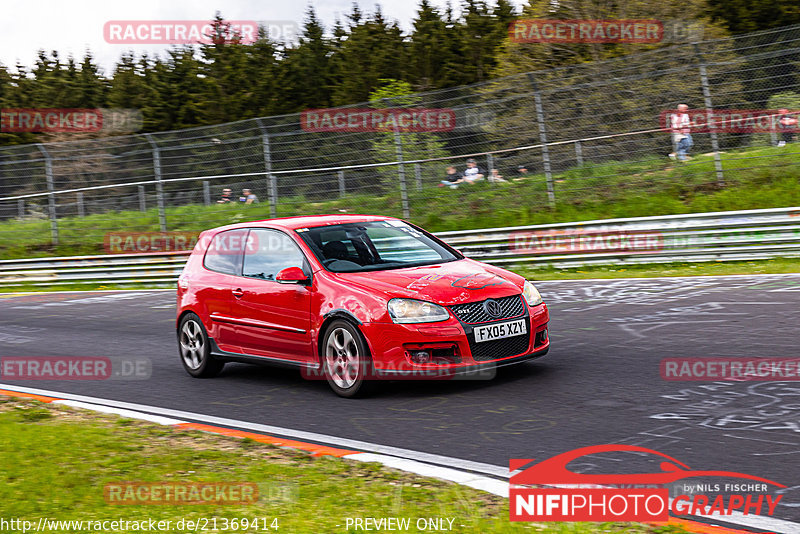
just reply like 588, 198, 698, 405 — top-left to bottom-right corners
176, 215, 549, 397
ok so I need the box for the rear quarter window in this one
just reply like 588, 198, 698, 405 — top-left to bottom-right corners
202, 228, 249, 275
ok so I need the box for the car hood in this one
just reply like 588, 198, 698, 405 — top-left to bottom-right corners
329, 259, 524, 306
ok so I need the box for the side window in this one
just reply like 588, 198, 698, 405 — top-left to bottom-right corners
203, 228, 249, 275
242, 229, 306, 281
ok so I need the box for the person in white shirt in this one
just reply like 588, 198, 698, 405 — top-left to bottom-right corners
462, 158, 485, 183
669, 104, 693, 162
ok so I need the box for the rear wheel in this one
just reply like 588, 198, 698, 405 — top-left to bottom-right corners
322, 320, 374, 398
178, 313, 224, 378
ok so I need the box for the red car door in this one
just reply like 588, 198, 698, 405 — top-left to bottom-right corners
230, 228, 314, 363
197, 228, 250, 354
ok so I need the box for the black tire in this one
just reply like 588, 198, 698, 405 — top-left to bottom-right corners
178, 313, 224, 378
321, 319, 375, 398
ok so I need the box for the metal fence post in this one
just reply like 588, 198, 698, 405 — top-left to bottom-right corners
693, 43, 725, 187
527, 74, 556, 208
17, 199, 24, 219
414, 163, 422, 192
338, 171, 346, 198
393, 129, 411, 219
575, 140, 584, 166
36, 144, 59, 245
256, 119, 278, 218
138, 186, 146, 212
203, 181, 211, 206
145, 134, 168, 232
487, 153, 494, 180
77, 192, 84, 217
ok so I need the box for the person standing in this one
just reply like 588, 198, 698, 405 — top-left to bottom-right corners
669, 104, 693, 162
777, 108, 798, 147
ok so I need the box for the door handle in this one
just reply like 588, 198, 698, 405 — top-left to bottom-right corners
232, 288, 244, 298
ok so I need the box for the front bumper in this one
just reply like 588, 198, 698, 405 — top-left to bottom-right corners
360, 303, 550, 378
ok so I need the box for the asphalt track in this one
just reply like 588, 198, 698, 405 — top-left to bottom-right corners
2, 274, 800, 529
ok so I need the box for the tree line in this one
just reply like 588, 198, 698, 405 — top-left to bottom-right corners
1, 0, 799, 146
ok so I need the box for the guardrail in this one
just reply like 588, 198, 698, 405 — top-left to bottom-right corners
1, 206, 798, 288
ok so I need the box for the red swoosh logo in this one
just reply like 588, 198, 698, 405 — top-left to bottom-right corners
510, 444, 785, 488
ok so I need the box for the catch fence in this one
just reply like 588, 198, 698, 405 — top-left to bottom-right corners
1, 24, 800, 255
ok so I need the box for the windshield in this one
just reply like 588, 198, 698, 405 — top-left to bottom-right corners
296, 220, 461, 273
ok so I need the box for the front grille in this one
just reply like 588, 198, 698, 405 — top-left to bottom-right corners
450, 295, 525, 324
468, 326, 531, 362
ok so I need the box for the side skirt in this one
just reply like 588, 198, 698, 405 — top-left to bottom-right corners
208, 338, 321, 370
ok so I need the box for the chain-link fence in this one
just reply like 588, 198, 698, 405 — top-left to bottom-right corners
2, 24, 800, 257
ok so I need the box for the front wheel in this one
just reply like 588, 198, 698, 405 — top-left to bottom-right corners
178, 313, 224, 378
322, 320, 374, 398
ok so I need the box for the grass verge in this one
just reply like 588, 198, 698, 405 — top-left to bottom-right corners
0, 397, 687, 533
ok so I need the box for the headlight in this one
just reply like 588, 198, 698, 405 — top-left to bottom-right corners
523, 281, 543, 306
387, 298, 450, 324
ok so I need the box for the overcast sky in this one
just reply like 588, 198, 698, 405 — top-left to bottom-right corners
2, 0, 521, 75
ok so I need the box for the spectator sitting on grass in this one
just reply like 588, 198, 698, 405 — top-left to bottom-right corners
513, 165, 530, 182
240, 188, 258, 204
463, 158, 485, 183
488, 168, 508, 183
217, 188, 233, 204
440, 166, 464, 188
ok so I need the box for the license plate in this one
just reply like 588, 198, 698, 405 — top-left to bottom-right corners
473, 319, 527, 343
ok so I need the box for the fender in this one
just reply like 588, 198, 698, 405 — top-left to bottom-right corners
322, 308, 363, 325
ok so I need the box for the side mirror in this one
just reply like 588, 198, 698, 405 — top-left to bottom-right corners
276, 266, 310, 285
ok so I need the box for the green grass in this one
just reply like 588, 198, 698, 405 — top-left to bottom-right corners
3, 144, 800, 260
0, 397, 687, 533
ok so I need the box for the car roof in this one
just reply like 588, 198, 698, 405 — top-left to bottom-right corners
209, 214, 400, 233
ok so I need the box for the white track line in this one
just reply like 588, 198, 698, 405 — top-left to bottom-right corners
52, 400, 185, 426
